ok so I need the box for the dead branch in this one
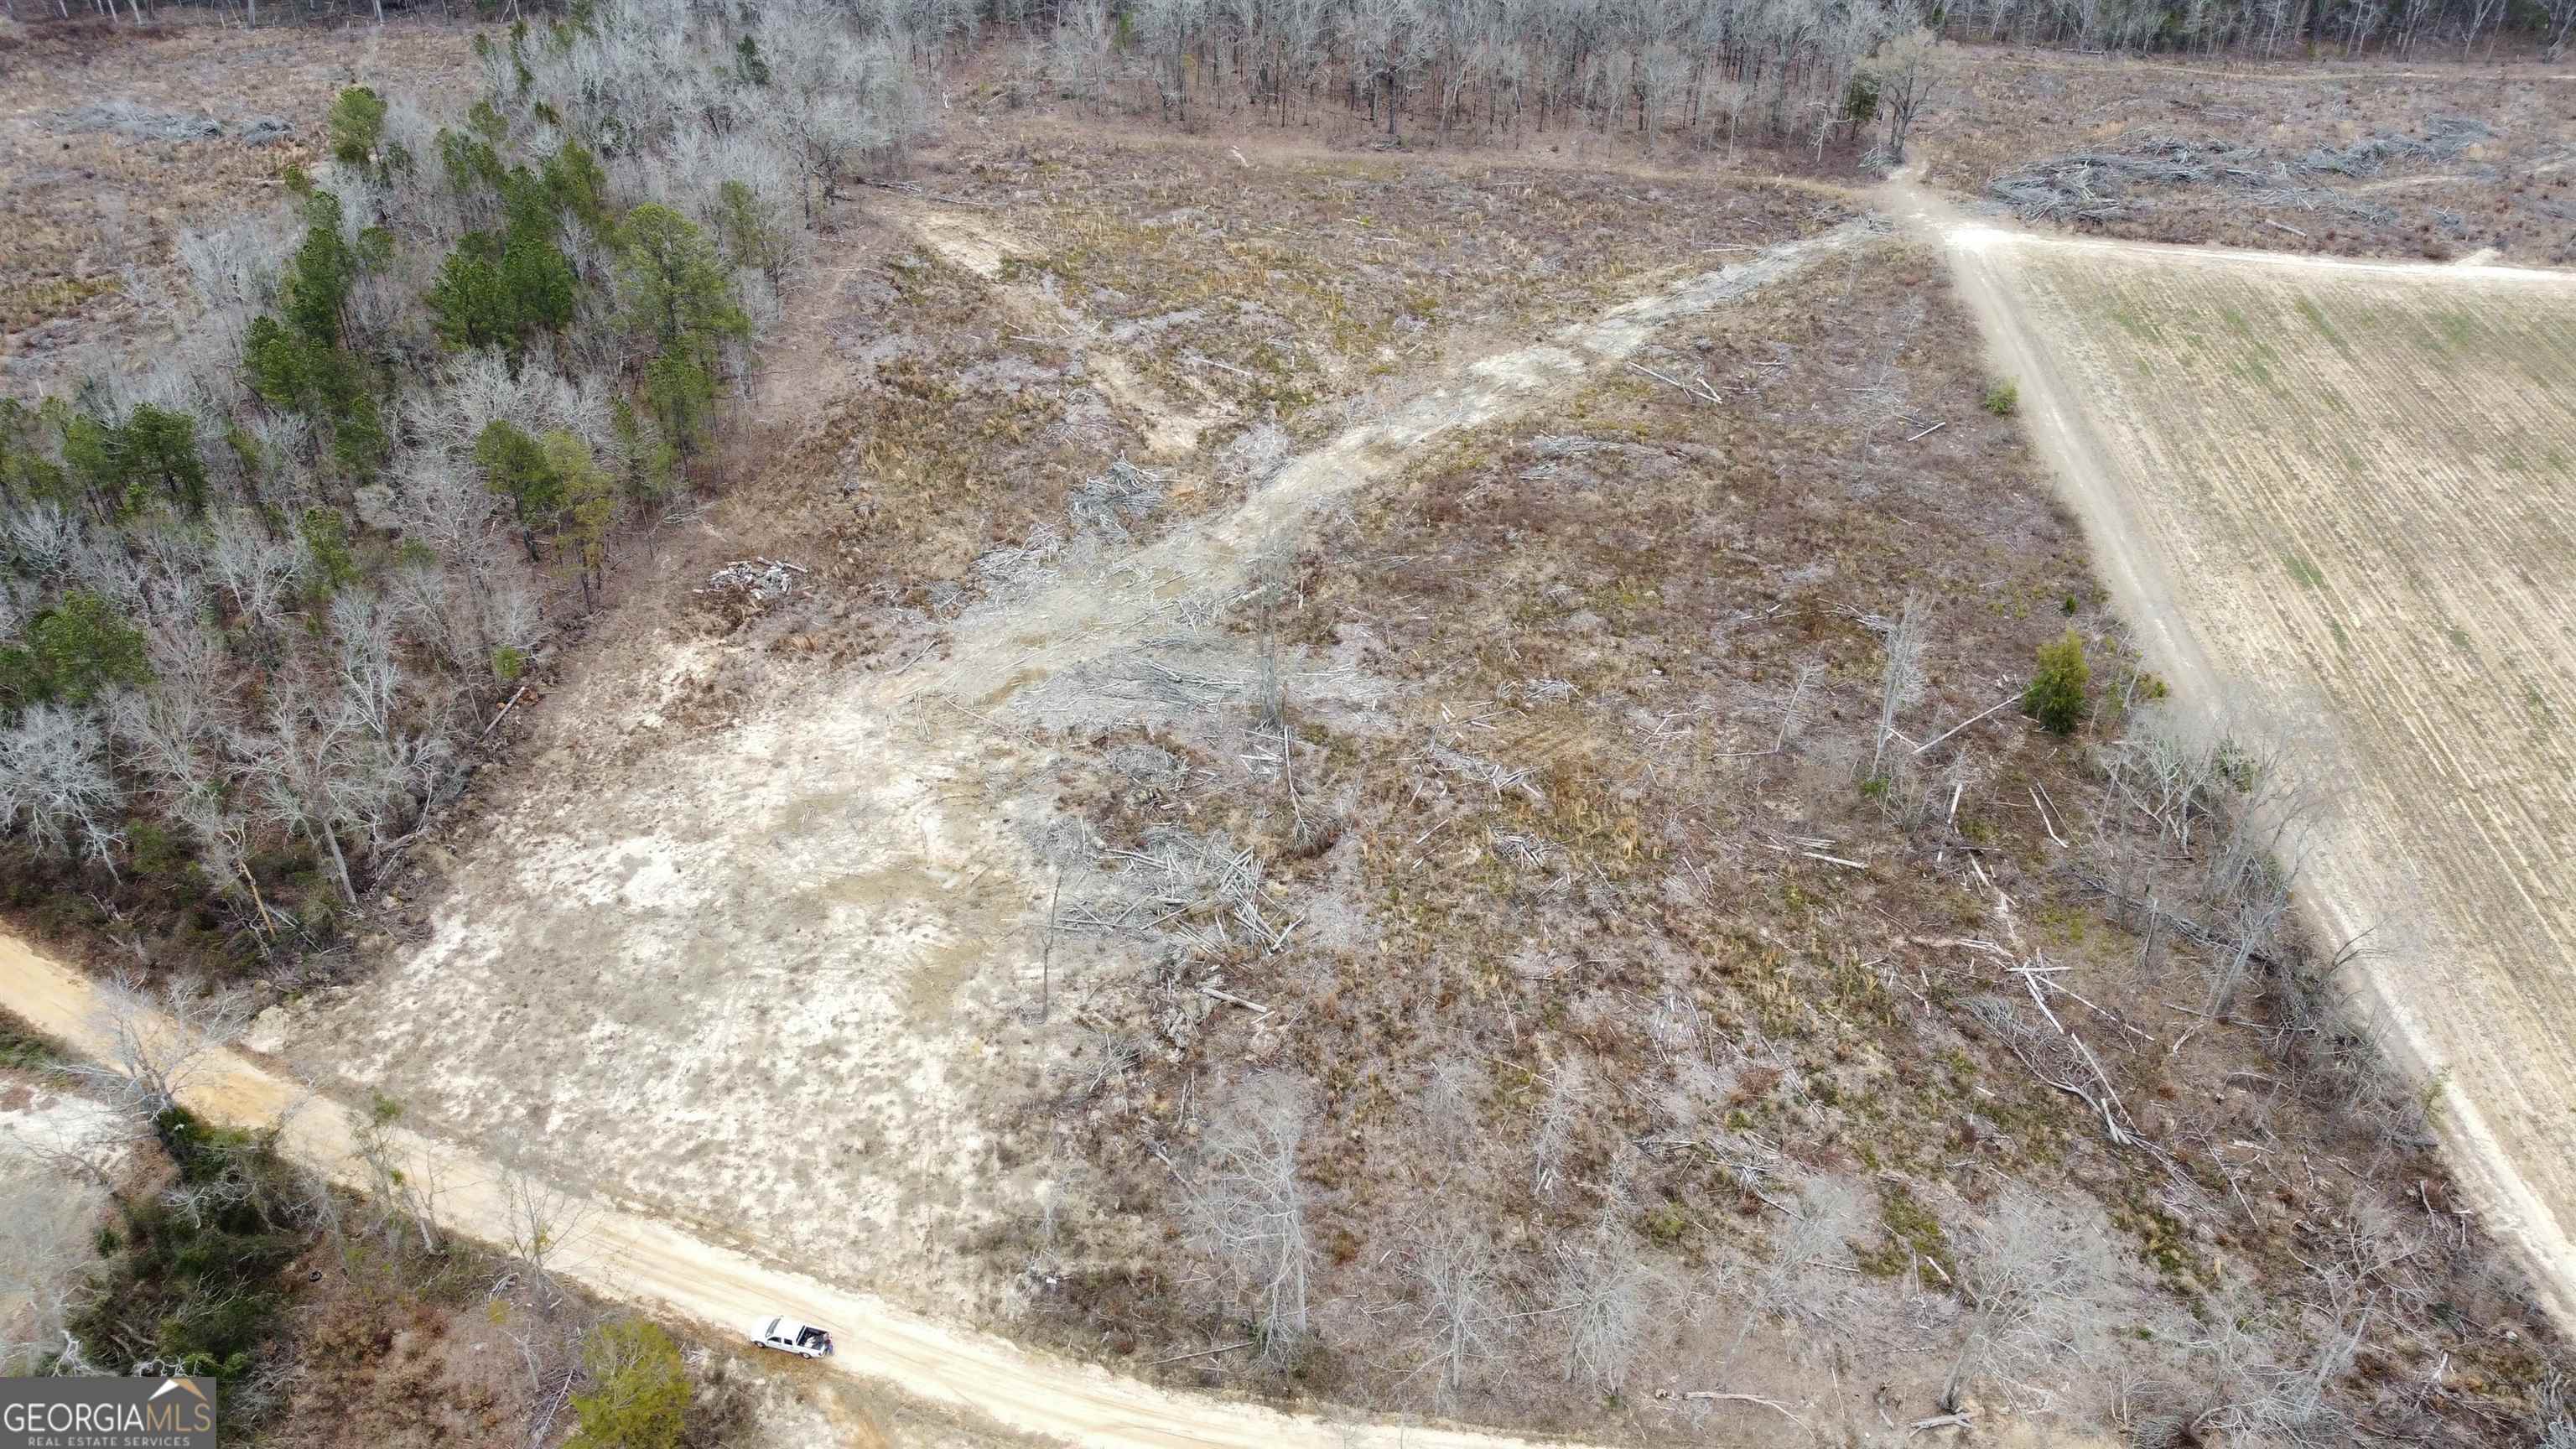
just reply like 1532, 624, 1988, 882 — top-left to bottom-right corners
1669, 1389, 1811, 1431
1147, 1338, 1254, 1365
1623, 360, 1726, 405
1914, 691, 2023, 756
1200, 985, 1270, 1015
478, 683, 531, 740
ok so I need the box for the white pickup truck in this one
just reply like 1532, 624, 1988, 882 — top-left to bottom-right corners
749, 1316, 835, 1358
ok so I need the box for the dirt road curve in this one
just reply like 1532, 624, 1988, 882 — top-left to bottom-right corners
1886, 170, 2576, 1333
0, 932, 1570, 1449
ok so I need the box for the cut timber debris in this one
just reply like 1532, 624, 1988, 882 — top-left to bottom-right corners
699, 557, 808, 608
1624, 359, 1727, 405
479, 683, 531, 740
1198, 985, 1270, 1015
1659, 1390, 1810, 1431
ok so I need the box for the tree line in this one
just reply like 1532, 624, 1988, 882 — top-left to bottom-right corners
0, 0, 922, 973
1007, 0, 2561, 160
1024, 0, 1941, 157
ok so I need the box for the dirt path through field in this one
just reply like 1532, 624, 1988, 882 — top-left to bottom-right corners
901, 210, 1874, 713
0, 216, 1872, 1444
1884, 167, 2576, 1332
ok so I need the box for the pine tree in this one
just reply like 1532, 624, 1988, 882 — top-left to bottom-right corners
2025, 631, 2090, 735
615, 206, 747, 475
566, 1320, 688, 1449
473, 420, 562, 561
542, 430, 618, 607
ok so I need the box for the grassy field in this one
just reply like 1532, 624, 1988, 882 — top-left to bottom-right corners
1994, 235, 2576, 1321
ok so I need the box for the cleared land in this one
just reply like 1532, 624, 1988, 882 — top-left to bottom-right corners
1971, 230, 2576, 1321
1919, 47, 2576, 263
260, 159, 1861, 1334
8, 29, 2573, 1430
0, 938, 1509, 1449
167, 143, 2573, 1440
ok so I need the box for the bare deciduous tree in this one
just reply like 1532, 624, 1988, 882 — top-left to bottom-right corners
1552, 1230, 1656, 1391
1940, 1189, 2097, 1415
64, 971, 252, 1120
1185, 1072, 1316, 1357
2188, 1300, 2371, 1446
239, 691, 412, 905
1725, 1174, 1867, 1358
1530, 1058, 1584, 1196
1867, 28, 1939, 160
329, 588, 405, 742
500, 1161, 593, 1305
204, 507, 307, 629
2, 501, 83, 577
350, 1093, 444, 1256
1774, 657, 1824, 752
0, 705, 123, 869
1405, 1217, 1506, 1410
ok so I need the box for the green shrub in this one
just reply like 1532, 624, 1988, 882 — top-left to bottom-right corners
2025, 631, 2090, 735
569, 1319, 689, 1449
66, 1116, 304, 1391
1857, 1182, 1955, 1281
8, 590, 152, 705
0, 1010, 62, 1071
1639, 1201, 1692, 1245
1981, 378, 2019, 416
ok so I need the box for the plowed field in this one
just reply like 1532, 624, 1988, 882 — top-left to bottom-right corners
1986, 232, 2576, 1320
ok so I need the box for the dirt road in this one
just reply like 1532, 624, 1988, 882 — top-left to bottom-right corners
1883, 169, 2576, 1332
1, 931, 1567, 1449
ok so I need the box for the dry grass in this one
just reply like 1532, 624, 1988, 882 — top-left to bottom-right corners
932, 127, 1856, 430
724, 127, 1853, 663
995, 238, 2567, 1439
719, 221, 1141, 657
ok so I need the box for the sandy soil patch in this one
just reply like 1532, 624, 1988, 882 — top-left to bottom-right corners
0, 937, 1568, 1449
278, 652, 1065, 1310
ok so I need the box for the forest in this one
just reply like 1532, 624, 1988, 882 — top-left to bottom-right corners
1, 0, 918, 977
